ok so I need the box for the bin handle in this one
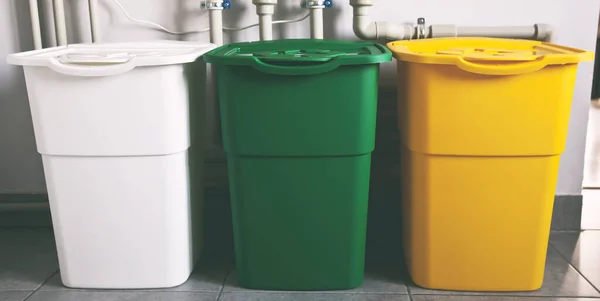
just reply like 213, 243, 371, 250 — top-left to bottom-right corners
47, 57, 137, 77
455, 56, 550, 76
250, 57, 341, 75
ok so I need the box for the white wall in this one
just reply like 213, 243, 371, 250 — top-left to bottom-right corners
0, 0, 46, 193
0, 0, 598, 195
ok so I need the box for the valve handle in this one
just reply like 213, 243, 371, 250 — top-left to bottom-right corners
301, 0, 333, 8
200, 0, 231, 10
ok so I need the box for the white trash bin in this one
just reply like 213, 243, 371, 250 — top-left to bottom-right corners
7, 41, 216, 289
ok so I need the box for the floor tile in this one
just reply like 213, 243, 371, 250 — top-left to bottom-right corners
349, 263, 408, 294
551, 230, 600, 290
0, 229, 58, 291
40, 257, 229, 292
26, 291, 218, 301
409, 247, 600, 297
0, 292, 31, 301
223, 263, 408, 294
412, 296, 598, 301
169, 258, 230, 292
219, 292, 409, 301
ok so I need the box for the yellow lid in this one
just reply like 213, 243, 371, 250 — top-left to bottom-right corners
387, 38, 594, 75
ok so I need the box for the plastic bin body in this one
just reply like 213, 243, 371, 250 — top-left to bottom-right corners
7, 41, 214, 289
43, 152, 197, 288
388, 38, 593, 291
204, 39, 391, 290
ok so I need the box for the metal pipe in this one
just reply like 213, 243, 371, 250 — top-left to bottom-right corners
309, 6, 324, 39
209, 8, 224, 46
29, 0, 43, 49
53, 0, 68, 45
88, 0, 101, 42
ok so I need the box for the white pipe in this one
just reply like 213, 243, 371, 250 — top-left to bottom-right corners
253, 0, 277, 41
53, 0, 68, 45
88, 0, 101, 42
350, 0, 411, 40
209, 8, 224, 46
458, 26, 537, 38
29, 0, 42, 49
428, 24, 552, 40
458, 24, 552, 40
309, 6, 324, 39
350, 0, 552, 41
259, 15, 273, 40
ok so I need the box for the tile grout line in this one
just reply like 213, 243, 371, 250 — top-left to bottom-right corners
22, 269, 59, 301
406, 285, 415, 301
215, 263, 232, 301
215, 292, 437, 295
549, 242, 600, 295
20, 291, 36, 301
409, 293, 600, 298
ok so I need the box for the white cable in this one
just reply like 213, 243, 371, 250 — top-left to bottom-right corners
226, 14, 310, 31
110, 0, 309, 34
110, 0, 209, 34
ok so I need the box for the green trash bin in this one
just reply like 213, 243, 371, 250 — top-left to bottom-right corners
204, 39, 392, 290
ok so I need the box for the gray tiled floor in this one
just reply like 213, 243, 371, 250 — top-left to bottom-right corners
408, 247, 600, 297
2, 229, 600, 301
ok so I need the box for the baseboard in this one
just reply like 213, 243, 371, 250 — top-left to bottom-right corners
0, 194, 50, 211
0, 194, 52, 227
551, 194, 583, 231
0, 192, 584, 232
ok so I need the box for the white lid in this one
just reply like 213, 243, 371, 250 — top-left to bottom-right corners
6, 40, 216, 77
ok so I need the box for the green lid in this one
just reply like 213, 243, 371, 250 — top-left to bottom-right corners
203, 39, 392, 75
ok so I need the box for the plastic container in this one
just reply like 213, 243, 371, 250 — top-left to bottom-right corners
204, 39, 392, 290
7, 41, 215, 289
387, 38, 593, 291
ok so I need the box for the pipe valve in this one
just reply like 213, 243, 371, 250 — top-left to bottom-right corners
200, 0, 231, 10
301, 0, 332, 8
416, 17, 426, 39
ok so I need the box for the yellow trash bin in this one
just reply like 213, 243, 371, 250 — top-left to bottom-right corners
387, 38, 593, 292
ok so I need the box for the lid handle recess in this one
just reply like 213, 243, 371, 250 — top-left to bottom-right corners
47, 56, 137, 77
455, 56, 550, 75
250, 56, 341, 75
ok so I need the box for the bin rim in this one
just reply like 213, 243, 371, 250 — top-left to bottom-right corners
6, 40, 216, 77
203, 39, 392, 67
387, 37, 593, 76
